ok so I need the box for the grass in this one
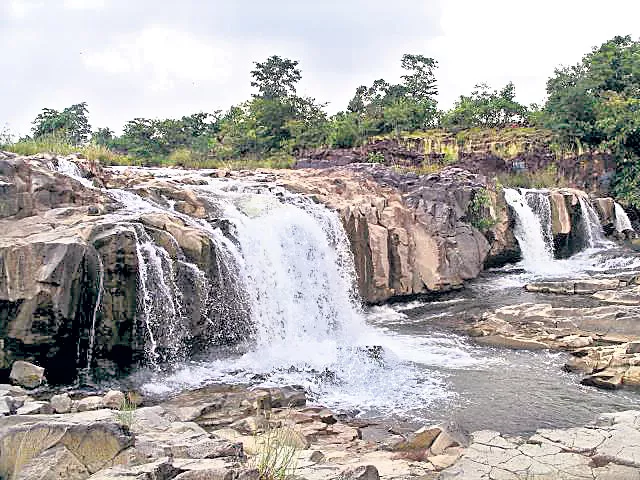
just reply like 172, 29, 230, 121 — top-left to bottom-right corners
252, 415, 300, 480
0, 138, 296, 170
2, 136, 129, 164
497, 164, 569, 189
114, 393, 138, 428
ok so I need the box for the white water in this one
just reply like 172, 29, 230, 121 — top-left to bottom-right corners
522, 189, 554, 251
615, 202, 634, 233
578, 196, 607, 248
503, 188, 555, 273
51, 158, 95, 188
139, 185, 496, 418
86, 252, 104, 370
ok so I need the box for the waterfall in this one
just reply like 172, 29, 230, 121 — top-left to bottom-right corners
615, 202, 634, 233
86, 251, 104, 370
215, 189, 366, 364
503, 188, 555, 271
578, 196, 606, 248
51, 158, 95, 188
522, 189, 554, 252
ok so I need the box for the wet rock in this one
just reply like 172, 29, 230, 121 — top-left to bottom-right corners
581, 369, 624, 389
9, 361, 45, 389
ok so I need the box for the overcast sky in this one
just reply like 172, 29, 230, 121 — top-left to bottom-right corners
2, 0, 640, 136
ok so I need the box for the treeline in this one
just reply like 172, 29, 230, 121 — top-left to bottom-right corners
4, 35, 640, 206
4, 53, 535, 164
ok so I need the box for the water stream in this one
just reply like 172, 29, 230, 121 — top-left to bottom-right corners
50, 162, 640, 435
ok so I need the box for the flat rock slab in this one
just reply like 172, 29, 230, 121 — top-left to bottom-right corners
441, 409, 640, 479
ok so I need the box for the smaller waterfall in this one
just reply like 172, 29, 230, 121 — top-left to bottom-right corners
578, 196, 606, 248
614, 203, 634, 233
51, 158, 95, 188
86, 252, 104, 370
522, 189, 554, 253
503, 188, 555, 271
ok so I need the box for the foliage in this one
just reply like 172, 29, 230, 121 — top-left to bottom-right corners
3, 133, 127, 164
543, 35, 640, 206
441, 83, 528, 130
251, 55, 302, 99
0, 125, 13, 146
497, 164, 567, 189
468, 188, 497, 230
367, 151, 385, 163
253, 418, 300, 480
32, 102, 91, 145
114, 393, 137, 428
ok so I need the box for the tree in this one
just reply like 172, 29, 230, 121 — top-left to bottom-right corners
32, 102, 91, 144
441, 82, 528, 130
400, 54, 438, 100
91, 127, 114, 146
251, 55, 302, 99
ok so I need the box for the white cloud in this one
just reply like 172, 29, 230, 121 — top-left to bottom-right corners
63, 0, 105, 9
8, 0, 43, 18
430, 0, 640, 108
83, 26, 232, 93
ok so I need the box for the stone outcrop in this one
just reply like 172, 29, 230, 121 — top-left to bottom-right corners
441, 410, 640, 479
0, 151, 619, 381
264, 165, 516, 302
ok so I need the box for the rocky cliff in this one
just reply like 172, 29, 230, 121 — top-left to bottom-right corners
0, 151, 624, 382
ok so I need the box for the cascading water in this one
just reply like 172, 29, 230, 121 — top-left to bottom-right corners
578, 196, 607, 248
503, 188, 555, 272
86, 251, 104, 370
615, 202, 634, 234
522, 189, 554, 251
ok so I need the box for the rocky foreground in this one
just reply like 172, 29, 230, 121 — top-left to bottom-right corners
1, 374, 640, 480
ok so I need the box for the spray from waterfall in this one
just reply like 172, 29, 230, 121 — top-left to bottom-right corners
615, 202, 634, 234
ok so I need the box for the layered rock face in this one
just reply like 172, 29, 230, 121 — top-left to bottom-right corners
0, 151, 621, 381
265, 165, 516, 302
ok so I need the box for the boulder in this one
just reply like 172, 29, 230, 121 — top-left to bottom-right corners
0, 420, 133, 479
51, 393, 72, 414
103, 390, 125, 410
77, 396, 104, 412
9, 361, 45, 389
339, 465, 380, 480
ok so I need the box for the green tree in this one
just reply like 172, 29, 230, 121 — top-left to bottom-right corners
442, 82, 527, 129
400, 54, 438, 100
543, 35, 640, 206
32, 102, 91, 145
91, 127, 114, 146
251, 55, 302, 99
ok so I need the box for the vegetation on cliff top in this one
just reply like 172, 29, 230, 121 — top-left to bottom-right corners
2, 36, 640, 205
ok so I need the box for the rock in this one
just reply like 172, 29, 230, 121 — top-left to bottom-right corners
77, 396, 104, 412
50, 393, 72, 414
309, 450, 325, 463
9, 361, 45, 389
627, 341, 640, 354
0, 420, 133, 479
103, 390, 125, 410
623, 366, 640, 386
0, 397, 12, 415
582, 369, 624, 389
427, 451, 461, 471
550, 192, 571, 235
16, 401, 49, 415
339, 465, 380, 480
